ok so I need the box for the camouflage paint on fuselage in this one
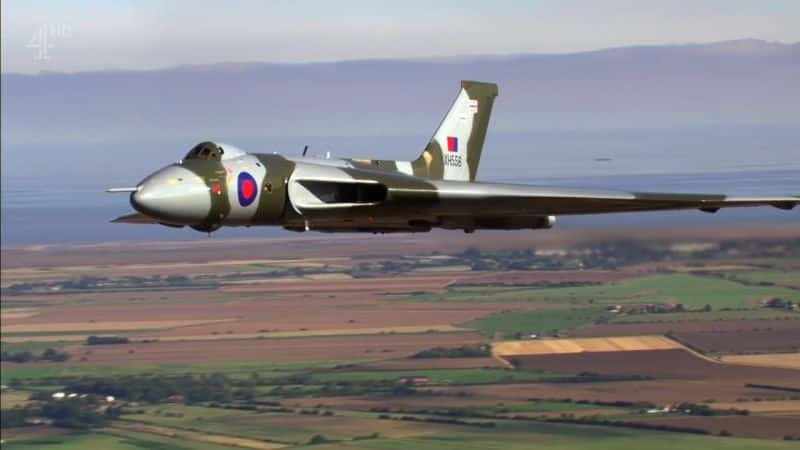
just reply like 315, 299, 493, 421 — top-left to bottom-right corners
113, 81, 798, 235
174, 143, 231, 232
348, 81, 498, 182
251, 154, 296, 225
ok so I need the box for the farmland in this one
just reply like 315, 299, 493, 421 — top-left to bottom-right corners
506, 348, 799, 381
2, 225, 800, 448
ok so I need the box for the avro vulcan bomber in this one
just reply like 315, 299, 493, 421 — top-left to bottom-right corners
110, 81, 797, 234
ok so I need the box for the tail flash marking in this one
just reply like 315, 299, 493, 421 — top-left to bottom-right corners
412, 81, 498, 182
447, 136, 458, 152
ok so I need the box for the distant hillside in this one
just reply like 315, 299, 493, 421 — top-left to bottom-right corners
2, 39, 798, 145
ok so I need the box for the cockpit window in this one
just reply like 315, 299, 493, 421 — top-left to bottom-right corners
184, 142, 222, 161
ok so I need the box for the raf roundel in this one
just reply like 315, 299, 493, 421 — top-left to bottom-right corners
237, 172, 258, 207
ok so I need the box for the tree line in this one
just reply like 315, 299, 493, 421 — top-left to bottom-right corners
411, 344, 490, 359
2, 397, 117, 429
63, 373, 254, 404
1, 348, 71, 363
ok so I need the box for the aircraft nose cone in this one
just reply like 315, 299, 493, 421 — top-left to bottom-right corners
131, 166, 211, 224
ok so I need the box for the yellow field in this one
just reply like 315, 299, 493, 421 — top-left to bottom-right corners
721, 353, 800, 370
1, 390, 31, 409
303, 273, 354, 280
493, 336, 681, 356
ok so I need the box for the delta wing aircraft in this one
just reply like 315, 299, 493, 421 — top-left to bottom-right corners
110, 81, 797, 234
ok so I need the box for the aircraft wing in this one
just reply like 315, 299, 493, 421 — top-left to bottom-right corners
422, 181, 799, 216
286, 167, 797, 232
111, 212, 159, 224
111, 212, 188, 229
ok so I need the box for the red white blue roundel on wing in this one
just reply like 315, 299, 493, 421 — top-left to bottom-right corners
237, 172, 257, 207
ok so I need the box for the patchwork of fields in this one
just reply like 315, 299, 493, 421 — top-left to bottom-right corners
2, 228, 800, 449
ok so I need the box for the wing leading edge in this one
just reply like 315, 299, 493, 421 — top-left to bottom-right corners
111, 212, 159, 224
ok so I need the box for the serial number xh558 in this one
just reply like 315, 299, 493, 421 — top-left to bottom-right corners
109, 81, 798, 234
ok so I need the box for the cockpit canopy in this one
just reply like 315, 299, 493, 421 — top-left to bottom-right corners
184, 142, 222, 161
184, 141, 247, 161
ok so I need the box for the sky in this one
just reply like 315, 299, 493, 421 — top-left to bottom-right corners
2, 0, 800, 74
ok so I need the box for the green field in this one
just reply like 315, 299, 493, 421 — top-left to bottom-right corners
396, 272, 800, 336
122, 412, 307, 444
121, 406, 270, 440
308, 367, 556, 385
1, 359, 366, 384
123, 405, 333, 444
2, 429, 235, 450
308, 427, 800, 450
536, 274, 800, 308
393, 273, 800, 310
125, 404, 250, 422
113, 404, 800, 450
472, 401, 613, 414
720, 269, 800, 285
2, 361, 555, 388
4, 409, 797, 450
463, 307, 609, 338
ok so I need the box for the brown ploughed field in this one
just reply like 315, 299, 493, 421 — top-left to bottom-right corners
456, 270, 636, 285
509, 349, 800, 381
44, 332, 484, 365
673, 328, 800, 354
430, 378, 798, 405
710, 400, 800, 415
721, 353, 800, 370
571, 319, 800, 338
633, 415, 800, 440
2, 291, 514, 341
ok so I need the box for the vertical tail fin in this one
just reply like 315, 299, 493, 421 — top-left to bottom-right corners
411, 81, 498, 182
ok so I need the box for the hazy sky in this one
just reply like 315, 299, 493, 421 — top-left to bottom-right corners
3, 0, 800, 73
